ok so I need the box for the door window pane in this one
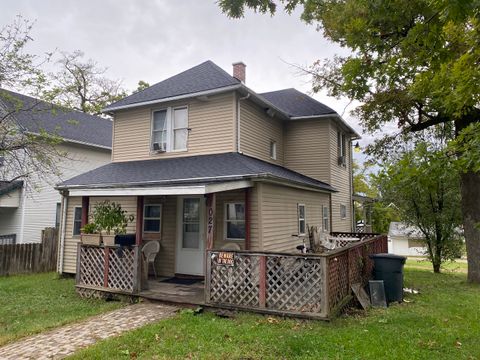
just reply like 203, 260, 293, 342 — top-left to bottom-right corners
182, 198, 200, 249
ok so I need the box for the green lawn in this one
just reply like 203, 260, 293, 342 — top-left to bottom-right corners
70, 265, 480, 360
0, 272, 124, 346
406, 258, 468, 273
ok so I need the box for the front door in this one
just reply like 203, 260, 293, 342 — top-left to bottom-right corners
176, 196, 205, 275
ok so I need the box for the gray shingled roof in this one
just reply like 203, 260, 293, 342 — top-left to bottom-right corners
259, 88, 337, 117
0, 181, 23, 196
0, 89, 112, 149
58, 152, 335, 192
104, 61, 240, 111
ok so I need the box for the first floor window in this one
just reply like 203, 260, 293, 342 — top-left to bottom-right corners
73, 207, 82, 236
340, 204, 347, 219
298, 204, 306, 235
323, 206, 329, 232
143, 204, 162, 233
225, 202, 245, 240
55, 203, 61, 229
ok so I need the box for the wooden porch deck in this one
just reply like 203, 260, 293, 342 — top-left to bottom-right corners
139, 279, 205, 305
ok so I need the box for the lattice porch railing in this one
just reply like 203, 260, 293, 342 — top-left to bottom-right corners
206, 235, 388, 319
76, 244, 141, 294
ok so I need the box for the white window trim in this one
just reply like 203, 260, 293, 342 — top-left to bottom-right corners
270, 140, 277, 160
340, 204, 347, 220
323, 205, 329, 233
224, 202, 246, 241
143, 204, 162, 234
151, 105, 189, 153
298, 203, 306, 236
72, 206, 82, 236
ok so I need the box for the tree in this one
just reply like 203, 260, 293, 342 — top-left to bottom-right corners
219, 0, 480, 283
43, 50, 126, 115
376, 142, 463, 272
0, 16, 64, 187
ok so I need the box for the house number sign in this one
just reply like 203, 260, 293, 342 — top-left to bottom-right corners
216, 252, 235, 266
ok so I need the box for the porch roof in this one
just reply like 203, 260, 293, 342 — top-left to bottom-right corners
57, 152, 336, 193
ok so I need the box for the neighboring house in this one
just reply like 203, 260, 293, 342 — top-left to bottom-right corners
0, 90, 112, 244
388, 222, 427, 256
56, 60, 359, 276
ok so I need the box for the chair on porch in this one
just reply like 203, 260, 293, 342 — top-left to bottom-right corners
142, 241, 160, 279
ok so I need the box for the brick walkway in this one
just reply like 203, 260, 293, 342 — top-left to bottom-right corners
0, 302, 177, 360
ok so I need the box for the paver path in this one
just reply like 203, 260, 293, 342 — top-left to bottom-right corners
0, 302, 177, 360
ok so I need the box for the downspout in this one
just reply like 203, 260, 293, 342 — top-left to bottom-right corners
237, 93, 250, 153
57, 191, 68, 274
349, 139, 355, 232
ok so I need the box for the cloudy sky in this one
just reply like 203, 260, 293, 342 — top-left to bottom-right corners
2, 0, 372, 160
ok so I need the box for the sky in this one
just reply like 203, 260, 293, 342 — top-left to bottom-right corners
1, 0, 373, 162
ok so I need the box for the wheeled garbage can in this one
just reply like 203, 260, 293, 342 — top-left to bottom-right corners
369, 253, 406, 303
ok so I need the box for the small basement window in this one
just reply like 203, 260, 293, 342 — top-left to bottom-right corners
225, 202, 245, 240
298, 204, 306, 235
73, 207, 82, 236
143, 204, 162, 233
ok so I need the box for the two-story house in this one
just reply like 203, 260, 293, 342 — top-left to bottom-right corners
56, 61, 359, 276
0, 89, 112, 244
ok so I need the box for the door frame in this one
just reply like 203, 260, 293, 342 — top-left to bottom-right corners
175, 195, 205, 276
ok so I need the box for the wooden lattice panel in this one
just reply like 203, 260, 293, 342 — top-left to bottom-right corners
209, 253, 260, 307
107, 247, 135, 292
327, 252, 349, 311
266, 256, 324, 313
79, 246, 104, 288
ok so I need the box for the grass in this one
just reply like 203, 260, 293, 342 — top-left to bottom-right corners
0, 272, 124, 346
406, 258, 468, 273
70, 265, 480, 360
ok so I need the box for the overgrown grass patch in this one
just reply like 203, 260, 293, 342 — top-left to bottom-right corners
0, 272, 124, 345
70, 267, 480, 359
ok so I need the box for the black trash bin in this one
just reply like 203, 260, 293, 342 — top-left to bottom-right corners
369, 253, 406, 303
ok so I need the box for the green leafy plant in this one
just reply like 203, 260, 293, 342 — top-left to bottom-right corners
92, 201, 134, 235
80, 222, 98, 234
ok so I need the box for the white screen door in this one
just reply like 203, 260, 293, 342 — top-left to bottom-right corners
176, 196, 205, 275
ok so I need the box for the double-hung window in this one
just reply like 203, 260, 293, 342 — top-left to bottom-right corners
225, 202, 245, 240
298, 204, 306, 235
323, 206, 330, 232
73, 207, 82, 236
152, 106, 188, 152
143, 204, 162, 233
337, 131, 346, 166
340, 204, 347, 219
270, 140, 277, 160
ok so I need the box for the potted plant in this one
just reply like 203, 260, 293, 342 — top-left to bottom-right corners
93, 201, 134, 246
80, 222, 101, 246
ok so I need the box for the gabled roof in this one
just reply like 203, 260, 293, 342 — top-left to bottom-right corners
58, 152, 336, 192
0, 89, 112, 149
104, 61, 240, 111
259, 88, 336, 117
0, 181, 23, 196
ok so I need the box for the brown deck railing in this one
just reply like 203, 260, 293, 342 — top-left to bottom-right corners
205, 234, 387, 319
75, 244, 141, 295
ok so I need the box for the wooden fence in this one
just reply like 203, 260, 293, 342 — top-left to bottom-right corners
76, 244, 141, 295
205, 235, 387, 319
0, 228, 58, 276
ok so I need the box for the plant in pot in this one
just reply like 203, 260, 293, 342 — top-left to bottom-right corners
80, 222, 101, 246
93, 201, 134, 246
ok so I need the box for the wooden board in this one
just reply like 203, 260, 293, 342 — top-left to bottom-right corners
351, 283, 370, 310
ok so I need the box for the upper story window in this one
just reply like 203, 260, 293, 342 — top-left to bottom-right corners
337, 131, 347, 167
298, 204, 306, 235
152, 106, 188, 152
269, 140, 277, 160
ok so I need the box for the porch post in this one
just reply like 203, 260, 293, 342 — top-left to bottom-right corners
81, 196, 89, 227
206, 193, 216, 250
135, 196, 144, 246
245, 188, 251, 250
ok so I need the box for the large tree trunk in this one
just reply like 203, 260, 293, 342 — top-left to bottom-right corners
456, 114, 480, 283
460, 171, 480, 283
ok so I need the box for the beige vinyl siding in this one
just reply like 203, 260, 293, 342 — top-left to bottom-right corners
259, 183, 329, 252
112, 92, 236, 162
61, 196, 137, 274
249, 185, 261, 250
143, 196, 176, 277
240, 100, 284, 165
284, 120, 331, 183
329, 123, 353, 232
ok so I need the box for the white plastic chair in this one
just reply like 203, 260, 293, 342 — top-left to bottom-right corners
142, 241, 160, 279
221, 243, 241, 251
